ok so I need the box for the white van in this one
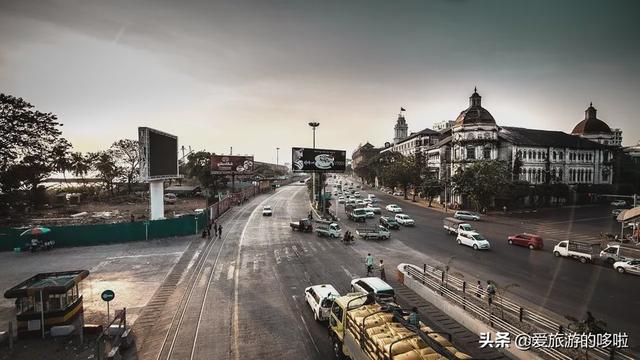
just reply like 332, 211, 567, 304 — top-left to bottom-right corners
350, 277, 395, 301
304, 284, 340, 321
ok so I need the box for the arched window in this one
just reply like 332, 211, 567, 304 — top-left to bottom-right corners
558, 168, 563, 181
528, 150, 532, 159
553, 151, 557, 161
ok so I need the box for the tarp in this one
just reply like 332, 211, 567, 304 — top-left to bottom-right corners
617, 206, 640, 222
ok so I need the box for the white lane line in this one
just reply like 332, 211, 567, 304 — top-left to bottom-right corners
292, 245, 299, 255
342, 266, 356, 279
213, 263, 223, 281
316, 242, 326, 251
285, 246, 293, 261
227, 263, 235, 280
299, 315, 320, 354
106, 252, 183, 260
308, 243, 317, 252
274, 249, 282, 264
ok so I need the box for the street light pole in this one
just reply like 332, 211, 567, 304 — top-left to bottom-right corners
276, 147, 280, 165
309, 122, 320, 214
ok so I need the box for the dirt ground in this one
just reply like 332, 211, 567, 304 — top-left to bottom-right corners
1, 195, 207, 227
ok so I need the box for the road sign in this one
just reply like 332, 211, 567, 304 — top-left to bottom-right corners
101, 290, 115, 302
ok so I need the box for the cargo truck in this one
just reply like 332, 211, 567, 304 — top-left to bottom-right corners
329, 293, 470, 360
553, 239, 601, 263
355, 226, 390, 240
600, 243, 640, 264
316, 223, 342, 238
442, 218, 474, 235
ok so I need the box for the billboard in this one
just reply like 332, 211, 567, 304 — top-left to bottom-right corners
291, 147, 346, 172
138, 127, 179, 180
211, 155, 254, 175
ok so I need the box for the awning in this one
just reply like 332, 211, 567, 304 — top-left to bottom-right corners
617, 207, 640, 222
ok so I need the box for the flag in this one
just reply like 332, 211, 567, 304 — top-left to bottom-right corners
400, 107, 406, 111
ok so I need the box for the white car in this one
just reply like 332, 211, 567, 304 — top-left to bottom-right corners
614, 260, 640, 275
386, 204, 403, 213
364, 205, 381, 214
354, 192, 361, 198
350, 277, 395, 301
456, 232, 490, 250
262, 206, 273, 216
338, 196, 345, 204
454, 211, 480, 221
611, 200, 627, 207
364, 209, 375, 218
395, 214, 415, 226
304, 284, 340, 321
362, 198, 372, 205
393, 191, 404, 196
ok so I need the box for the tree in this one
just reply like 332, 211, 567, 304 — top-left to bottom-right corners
93, 151, 122, 196
110, 139, 140, 193
451, 160, 510, 211
421, 173, 443, 207
51, 143, 72, 184
378, 153, 419, 200
69, 152, 94, 181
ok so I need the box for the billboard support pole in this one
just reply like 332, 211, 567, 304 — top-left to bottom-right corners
149, 180, 165, 220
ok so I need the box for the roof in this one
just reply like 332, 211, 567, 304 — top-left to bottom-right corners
392, 127, 440, 146
4, 270, 90, 298
499, 126, 606, 149
454, 90, 496, 126
572, 104, 612, 135
352, 276, 393, 291
306, 284, 340, 299
618, 207, 640, 222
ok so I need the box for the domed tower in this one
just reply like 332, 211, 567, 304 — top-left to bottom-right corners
571, 103, 616, 146
451, 88, 500, 168
394, 113, 408, 144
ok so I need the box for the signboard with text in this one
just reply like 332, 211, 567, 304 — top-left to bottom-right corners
291, 147, 346, 172
210, 155, 255, 175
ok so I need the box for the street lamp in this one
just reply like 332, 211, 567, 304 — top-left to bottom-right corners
308, 122, 320, 214
276, 147, 280, 165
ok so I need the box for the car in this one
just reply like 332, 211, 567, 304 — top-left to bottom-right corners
454, 211, 480, 221
611, 200, 627, 207
394, 214, 415, 226
163, 193, 177, 204
385, 204, 403, 213
364, 205, 381, 214
362, 198, 372, 205
611, 208, 624, 219
393, 191, 404, 196
338, 196, 345, 204
507, 233, 543, 250
364, 210, 375, 218
262, 206, 273, 216
304, 284, 340, 321
354, 191, 361, 198
456, 232, 490, 250
350, 277, 395, 301
613, 259, 640, 275
355, 199, 366, 206
379, 216, 400, 229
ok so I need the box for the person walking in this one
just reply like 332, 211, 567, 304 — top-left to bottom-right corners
379, 259, 386, 281
475, 280, 483, 299
218, 224, 223, 238
365, 254, 374, 276
486, 281, 496, 305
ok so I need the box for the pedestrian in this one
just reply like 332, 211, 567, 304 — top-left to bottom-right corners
365, 253, 374, 276
408, 307, 420, 327
379, 259, 386, 281
486, 281, 496, 305
476, 280, 482, 299
218, 224, 222, 238
308, 211, 313, 220
201, 229, 207, 238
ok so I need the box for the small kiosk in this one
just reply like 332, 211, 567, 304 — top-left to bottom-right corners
3, 270, 89, 338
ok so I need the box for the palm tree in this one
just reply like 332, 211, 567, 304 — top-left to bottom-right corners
51, 143, 71, 184
69, 152, 92, 182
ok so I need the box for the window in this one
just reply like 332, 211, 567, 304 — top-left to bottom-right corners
483, 147, 491, 159
528, 150, 532, 159
466, 146, 476, 160
559, 151, 564, 160
553, 151, 557, 161
558, 169, 563, 181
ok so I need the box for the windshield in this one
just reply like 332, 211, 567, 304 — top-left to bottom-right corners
472, 234, 486, 241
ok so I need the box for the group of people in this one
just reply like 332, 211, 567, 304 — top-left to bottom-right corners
365, 253, 386, 280
475, 280, 497, 305
342, 230, 354, 243
202, 221, 223, 239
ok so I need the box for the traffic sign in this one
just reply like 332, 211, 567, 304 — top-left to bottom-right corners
101, 290, 115, 302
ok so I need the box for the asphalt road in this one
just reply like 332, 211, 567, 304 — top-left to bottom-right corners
337, 176, 640, 352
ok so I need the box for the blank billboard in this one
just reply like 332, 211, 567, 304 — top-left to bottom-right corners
139, 127, 179, 180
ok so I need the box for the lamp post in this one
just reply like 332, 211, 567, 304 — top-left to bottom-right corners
276, 147, 280, 165
309, 122, 320, 213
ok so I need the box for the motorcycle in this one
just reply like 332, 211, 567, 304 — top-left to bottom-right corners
342, 232, 354, 245
24, 239, 56, 252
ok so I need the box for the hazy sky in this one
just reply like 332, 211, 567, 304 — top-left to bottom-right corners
1, 0, 639, 164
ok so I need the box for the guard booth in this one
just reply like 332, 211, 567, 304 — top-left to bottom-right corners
3, 270, 89, 338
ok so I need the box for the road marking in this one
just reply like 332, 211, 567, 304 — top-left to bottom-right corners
253, 259, 259, 272
227, 263, 235, 280
285, 247, 293, 261
308, 243, 317, 252
342, 266, 356, 279
316, 242, 326, 251
274, 249, 282, 264
213, 263, 223, 281
299, 315, 320, 354
106, 252, 183, 260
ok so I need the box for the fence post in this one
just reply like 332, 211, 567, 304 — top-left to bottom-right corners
558, 324, 563, 334
519, 307, 524, 322
462, 281, 466, 310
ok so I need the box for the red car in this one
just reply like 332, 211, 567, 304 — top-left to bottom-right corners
508, 233, 543, 250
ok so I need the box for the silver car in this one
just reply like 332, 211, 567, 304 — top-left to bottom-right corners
454, 211, 480, 221
614, 260, 640, 275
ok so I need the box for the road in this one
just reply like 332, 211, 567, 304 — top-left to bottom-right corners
338, 176, 640, 352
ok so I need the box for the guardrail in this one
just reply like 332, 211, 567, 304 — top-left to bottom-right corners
404, 263, 634, 360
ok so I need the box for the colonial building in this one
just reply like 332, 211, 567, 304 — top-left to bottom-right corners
433, 120, 455, 132
393, 113, 409, 144
381, 128, 440, 157
352, 142, 382, 171
426, 89, 616, 186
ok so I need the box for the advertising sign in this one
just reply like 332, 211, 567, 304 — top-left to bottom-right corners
291, 147, 346, 172
138, 127, 179, 180
211, 155, 255, 175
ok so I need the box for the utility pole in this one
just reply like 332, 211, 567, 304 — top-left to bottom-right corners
309, 122, 320, 213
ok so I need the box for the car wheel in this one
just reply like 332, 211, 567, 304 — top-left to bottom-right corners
617, 267, 626, 274
473, 244, 478, 250
579, 257, 588, 264
457, 239, 461, 245
508, 239, 513, 245
528, 244, 534, 250
553, 251, 560, 257
606, 258, 615, 265
330, 234, 335, 238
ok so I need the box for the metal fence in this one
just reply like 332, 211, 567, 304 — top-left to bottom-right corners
403, 263, 634, 360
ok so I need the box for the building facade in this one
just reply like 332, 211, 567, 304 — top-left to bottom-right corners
352, 142, 381, 171
393, 114, 409, 144
381, 128, 440, 157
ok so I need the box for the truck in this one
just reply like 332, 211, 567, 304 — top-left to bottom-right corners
347, 208, 367, 223
290, 218, 313, 232
553, 240, 602, 263
600, 243, 640, 264
443, 217, 474, 235
329, 293, 470, 360
355, 226, 390, 240
316, 223, 342, 238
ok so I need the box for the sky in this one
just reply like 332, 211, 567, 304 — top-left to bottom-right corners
1, 0, 639, 165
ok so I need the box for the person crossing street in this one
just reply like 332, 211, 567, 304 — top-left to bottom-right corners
379, 259, 386, 280
365, 253, 374, 276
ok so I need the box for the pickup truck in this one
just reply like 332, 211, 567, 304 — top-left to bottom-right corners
329, 293, 469, 360
290, 219, 313, 232
355, 226, 390, 240
347, 208, 367, 223
553, 240, 602, 263
443, 217, 474, 235
315, 223, 342, 238
600, 243, 640, 264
